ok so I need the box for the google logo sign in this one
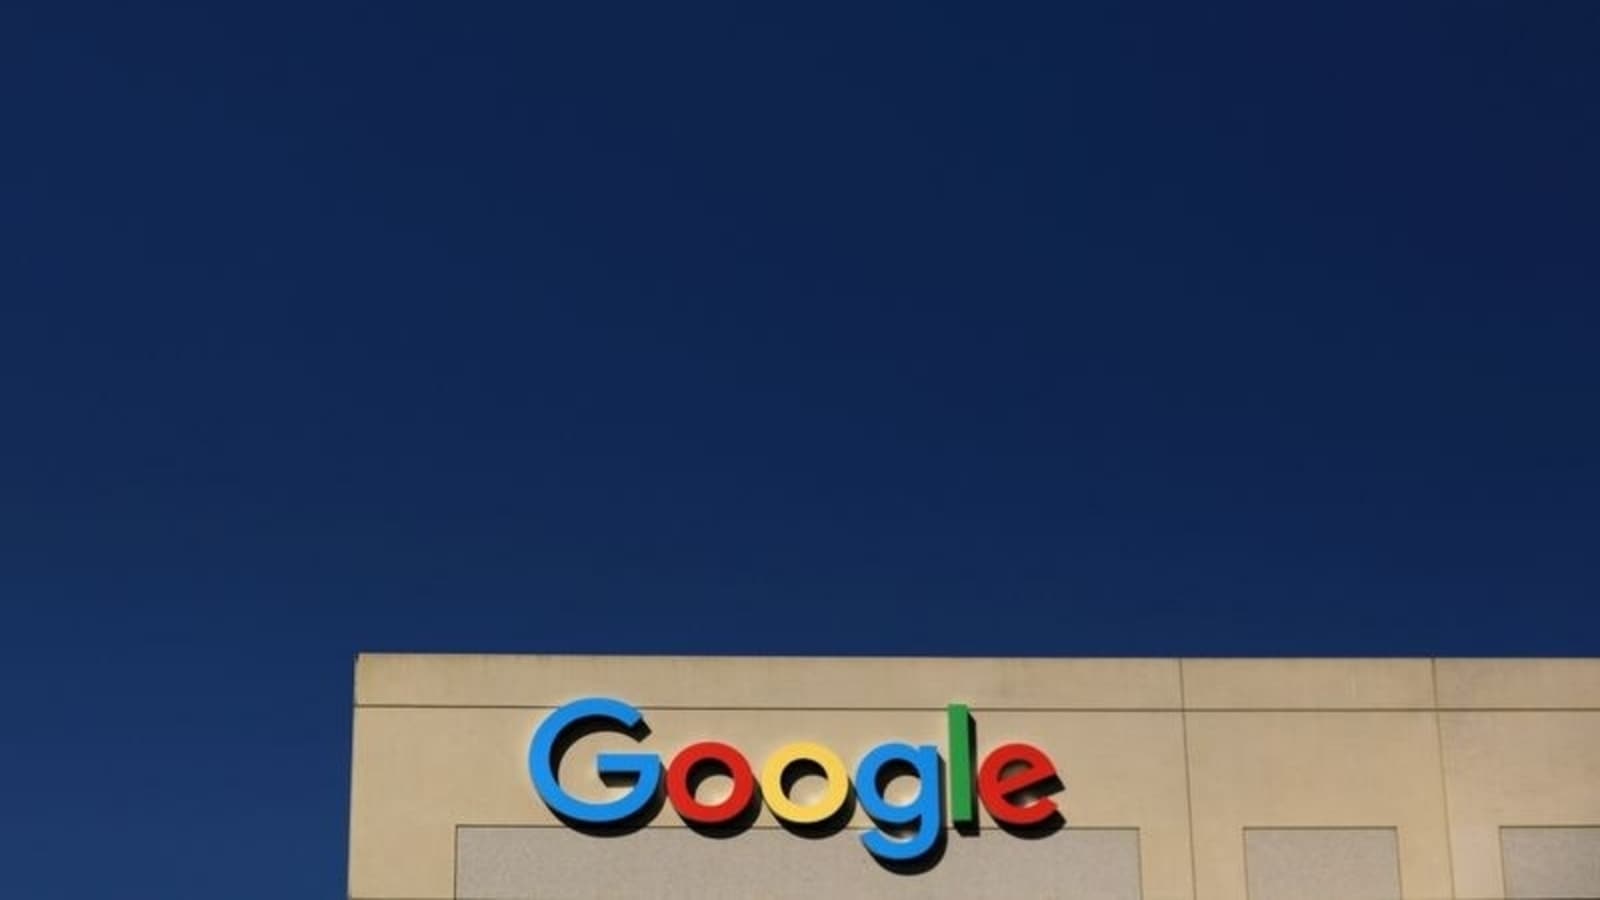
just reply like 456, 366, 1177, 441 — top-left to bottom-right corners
528, 697, 1063, 862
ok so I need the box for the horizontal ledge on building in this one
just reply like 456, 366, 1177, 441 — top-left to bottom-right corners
355, 702, 1600, 712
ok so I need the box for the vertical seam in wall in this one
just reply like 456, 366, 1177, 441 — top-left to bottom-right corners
1496, 827, 1511, 899
1388, 825, 1405, 900
1179, 659, 1202, 900
1431, 657, 1460, 900
1135, 828, 1146, 900
1239, 827, 1252, 900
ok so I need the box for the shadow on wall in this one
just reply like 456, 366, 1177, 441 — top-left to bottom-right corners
540, 706, 1065, 872
774, 756, 859, 841
951, 706, 1066, 841
681, 761, 762, 839
548, 715, 664, 837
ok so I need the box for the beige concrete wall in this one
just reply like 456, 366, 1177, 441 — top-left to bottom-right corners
348, 656, 1600, 900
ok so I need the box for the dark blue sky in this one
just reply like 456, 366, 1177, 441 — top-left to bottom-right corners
3, 2, 1597, 895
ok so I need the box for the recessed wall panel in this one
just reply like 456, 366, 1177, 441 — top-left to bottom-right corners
457, 826, 1143, 900
1502, 827, 1600, 899
1244, 828, 1400, 900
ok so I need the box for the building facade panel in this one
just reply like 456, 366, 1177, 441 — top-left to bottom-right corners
349, 656, 1600, 900
1182, 658, 1435, 710
1435, 659, 1600, 710
1439, 711, 1600, 898
355, 653, 1183, 710
1184, 710, 1453, 900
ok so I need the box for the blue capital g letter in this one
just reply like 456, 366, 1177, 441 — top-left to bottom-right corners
528, 696, 661, 824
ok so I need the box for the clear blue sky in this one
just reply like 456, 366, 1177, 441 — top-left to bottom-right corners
3, 2, 1597, 895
